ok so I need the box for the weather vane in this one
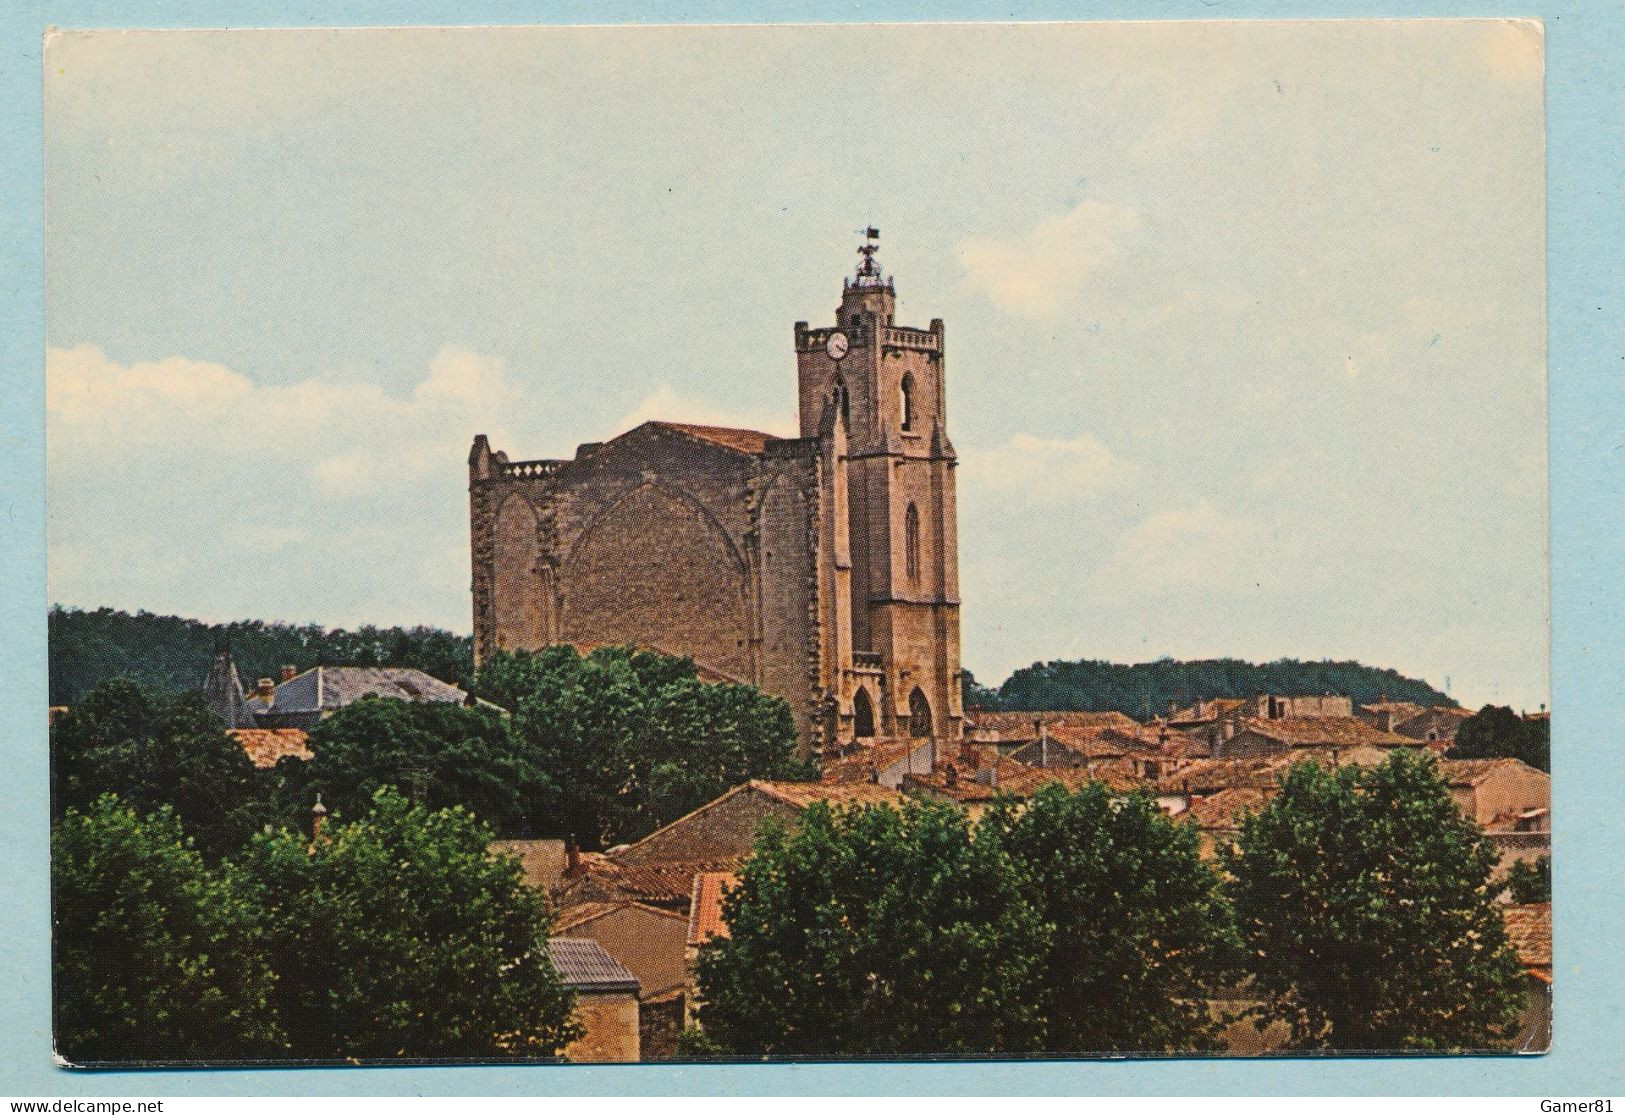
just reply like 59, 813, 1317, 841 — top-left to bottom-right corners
854, 226, 882, 284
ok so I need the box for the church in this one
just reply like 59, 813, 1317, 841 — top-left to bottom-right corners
468, 236, 962, 757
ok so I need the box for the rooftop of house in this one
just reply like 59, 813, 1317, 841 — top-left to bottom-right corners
1436, 757, 1548, 787
964, 710, 1142, 740
1502, 903, 1552, 972
1179, 786, 1273, 830
553, 899, 686, 934
546, 937, 641, 995
688, 870, 739, 947
747, 778, 909, 810
1231, 715, 1422, 749
820, 737, 933, 783
246, 665, 473, 714
227, 727, 313, 769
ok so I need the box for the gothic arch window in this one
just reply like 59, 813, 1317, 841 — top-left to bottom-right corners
904, 503, 920, 582
899, 372, 915, 432
908, 687, 933, 738
853, 687, 876, 738
832, 374, 849, 427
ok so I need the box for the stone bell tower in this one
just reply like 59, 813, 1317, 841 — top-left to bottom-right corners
793, 231, 962, 745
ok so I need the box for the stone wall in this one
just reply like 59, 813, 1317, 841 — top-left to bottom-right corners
561, 991, 640, 1063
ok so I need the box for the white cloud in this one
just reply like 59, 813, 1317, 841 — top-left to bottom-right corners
957, 201, 1142, 320
1089, 500, 1308, 598
962, 432, 1137, 500
610, 384, 796, 440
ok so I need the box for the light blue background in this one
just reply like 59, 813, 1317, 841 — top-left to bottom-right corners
3, 0, 1619, 1096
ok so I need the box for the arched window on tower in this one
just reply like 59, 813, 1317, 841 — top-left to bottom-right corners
832, 374, 849, 428
899, 373, 915, 432
904, 503, 920, 582
908, 687, 933, 738
853, 687, 875, 739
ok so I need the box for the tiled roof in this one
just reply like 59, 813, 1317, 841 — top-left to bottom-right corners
749, 779, 908, 809
547, 937, 641, 994
645, 421, 776, 455
1232, 716, 1421, 748
591, 859, 738, 906
227, 727, 313, 768
249, 666, 470, 714
1181, 787, 1272, 829
1152, 756, 1295, 794
1436, 757, 1540, 787
688, 871, 739, 947
553, 899, 686, 933
1359, 700, 1427, 718
1502, 903, 1552, 970
820, 738, 932, 783
1394, 706, 1473, 738
965, 710, 1141, 739
905, 760, 1142, 802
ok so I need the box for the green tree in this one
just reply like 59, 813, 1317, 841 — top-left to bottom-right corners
1448, 705, 1550, 772
52, 795, 282, 1064
986, 783, 1243, 1052
691, 799, 1050, 1057
51, 679, 269, 856
1505, 856, 1552, 904
274, 696, 551, 837
1224, 751, 1525, 1051
235, 787, 579, 1061
476, 645, 814, 847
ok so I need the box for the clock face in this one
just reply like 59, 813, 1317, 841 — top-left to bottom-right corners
825, 331, 850, 360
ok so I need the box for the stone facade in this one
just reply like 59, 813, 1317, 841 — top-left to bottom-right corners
470, 249, 962, 756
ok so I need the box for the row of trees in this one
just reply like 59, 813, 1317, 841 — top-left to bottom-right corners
691, 752, 1527, 1056
52, 646, 813, 854
48, 605, 474, 706
967, 657, 1454, 717
54, 790, 579, 1064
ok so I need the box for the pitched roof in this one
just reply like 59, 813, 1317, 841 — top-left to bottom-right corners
203, 650, 258, 729
965, 710, 1141, 739
820, 737, 934, 783
1394, 706, 1474, 739
748, 779, 908, 809
1232, 716, 1421, 749
1502, 903, 1552, 970
644, 421, 776, 455
553, 899, 685, 933
249, 665, 470, 714
688, 871, 739, 947
546, 937, 641, 994
1181, 787, 1272, 829
1436, 757, 1544, 787
227, 727, 313, 768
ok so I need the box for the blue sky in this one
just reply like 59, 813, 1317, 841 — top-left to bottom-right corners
44, 20, 1547, 708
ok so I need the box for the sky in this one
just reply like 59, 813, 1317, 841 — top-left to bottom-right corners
43, 20, 1548, 709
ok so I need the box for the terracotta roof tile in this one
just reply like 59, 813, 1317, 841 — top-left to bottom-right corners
1180, 787, 1272, 829
1436, 757, 1541, 787
554, 899, 686, 934
1502, 903, 1552, 970
1233, 716, 1421, 749
688, 871, 739, 947
749, 779, 908, 809
227, 727, 313, 768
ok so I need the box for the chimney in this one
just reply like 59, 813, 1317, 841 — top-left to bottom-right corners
1036, 719, 1048, 768
945, 763, 958, 788
255, 678, 276, 706
565, 834, 582, 878
311, 793, 328, 844
280, 664, 298, 682
1168, 699, 1179, 718
1380, 709, 1395, 733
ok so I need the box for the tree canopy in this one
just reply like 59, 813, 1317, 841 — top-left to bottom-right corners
231, 788, 579, 1061
1223, 751, 1525, 1051
691, 799, 1050, 1057
974, 657, 1452, 718
475, 645, 815, 848
51, 796, 282, 1064
49, 604, 472, 706
272, 696, 552, 838
1505, 856, 1551, 904
1448, 705, 1550, 772
986, 783, 1243, 1052
51, 678, 269, 857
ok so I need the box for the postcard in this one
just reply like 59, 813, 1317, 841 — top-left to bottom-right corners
43, 20, 1547, 1065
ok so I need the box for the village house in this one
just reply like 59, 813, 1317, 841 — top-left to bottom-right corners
554, 900, 690, 1060
546, 936, 642, 1063
1217, 715, 1425, 759
1502, 902, 1552, 1051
